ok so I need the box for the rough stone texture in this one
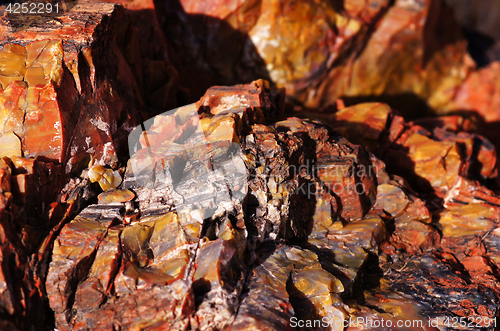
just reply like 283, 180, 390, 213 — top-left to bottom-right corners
0, 1, 180, 328
157, 0, 392, 105
45, 82, 500, 330
1, 0, 500, 330
158, 0, 487, 116
0, 0, 180, 174
157, 0, 500, 157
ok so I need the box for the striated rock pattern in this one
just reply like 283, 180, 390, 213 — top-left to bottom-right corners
0, 0, 180, 174
158, 0, 500, 152
0, 0, 180, 329
0, 0, 500, 330
45, 82, 500, 330
158, 0, 496, 117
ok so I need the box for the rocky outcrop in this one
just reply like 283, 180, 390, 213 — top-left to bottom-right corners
45, 81, 500, 330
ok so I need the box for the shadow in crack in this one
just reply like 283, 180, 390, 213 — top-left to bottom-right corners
286, 275, 324, 328
154, 0, 272, 103
462, 27, 497, 68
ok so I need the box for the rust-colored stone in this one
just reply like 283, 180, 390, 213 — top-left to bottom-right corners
2, 0, 500, 328
1, 0, 180, 173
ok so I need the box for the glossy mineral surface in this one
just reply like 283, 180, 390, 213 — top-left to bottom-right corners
1, 0, 500, 330
43, 81, 500, 330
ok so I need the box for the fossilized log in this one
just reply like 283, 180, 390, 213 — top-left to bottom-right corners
0, 0, 179, 174
45, 81, 500, 331
1, 0, 500, 329
157, 0, 500, 148
0, 1, 180, 328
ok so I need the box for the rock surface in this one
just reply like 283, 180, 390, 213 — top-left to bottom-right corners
159, 0, 500, 153
45, 81, 500, 330
0, 0, 179, 173
0, 0, 180, 328
0, 0, 500, 330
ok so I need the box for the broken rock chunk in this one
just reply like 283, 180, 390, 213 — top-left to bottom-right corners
0, 0, 180, 174
43, 79, 500, 331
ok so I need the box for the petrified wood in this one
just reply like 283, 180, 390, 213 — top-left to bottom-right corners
0, 1, 180, 328
0, 0, 179, 173
44, 81, 500, 330
158, 0, 491, 115
158, 0, 500, 154
1, 0, 500, 330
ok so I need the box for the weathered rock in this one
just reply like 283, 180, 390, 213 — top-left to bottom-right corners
0, 1, 182, 328
158, 0, 481, 116
157, 0, 391, 102
230, 245, 295, 331
46, 81, 386, 330
1, 0, 500, 327
155, 0, 500, 165
0, 0, 180, 174
386, 252, 498, 324
447, 61, 500, 123
318, 102, 498, 198
41, 78, 500, 330
346, 289, 436, 331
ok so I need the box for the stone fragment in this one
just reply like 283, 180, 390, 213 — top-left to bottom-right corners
375, 183, 409, 217
97, 189, 135, 204
157, 0, 389, 106
46, 216, 110, 327
309, 217, 386, 297
193, 238, 244, 330
286, 247, 348, 330
230, 245, 295, 331
326, 103, 392, 150
347, 290, 435, 331
387, 253, 498, 323
73, 227, 122, 310
88, 165, 122, 191
438, 203, 496, 238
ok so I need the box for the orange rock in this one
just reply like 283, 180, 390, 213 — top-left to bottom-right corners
449, 62, 500, 123
97, 189, 135, 204
23, 95, 63, 162
88, 165, 122, 191
438, 203, 496, 238
9, 156, 34, 175
0, 44, 26, 89
1, 1, 180, 175
461, 256, 500, 289
0, 168, 10, 193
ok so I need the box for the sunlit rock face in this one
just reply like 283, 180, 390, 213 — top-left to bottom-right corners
0, 1, 183, 329
158, 0, 493, 116
1, 2, 500, 330
44, 80, 500, 330
0, 0, 180, 174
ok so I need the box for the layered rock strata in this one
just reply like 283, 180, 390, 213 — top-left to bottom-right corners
46, 81, 500, 330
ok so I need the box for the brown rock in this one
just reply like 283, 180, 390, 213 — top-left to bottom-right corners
42, 80, 500, 330
0, 0, 180, 174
